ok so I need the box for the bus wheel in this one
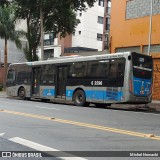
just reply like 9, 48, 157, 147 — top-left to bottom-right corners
18, 87, 26, 100
73, 90, 86, 106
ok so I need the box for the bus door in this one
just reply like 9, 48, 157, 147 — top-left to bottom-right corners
32, 67, 42, 96
56, 66, 68, 98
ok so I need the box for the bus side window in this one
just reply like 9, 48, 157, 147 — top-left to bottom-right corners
108, 59, 118, 86
117, 63, 125, 86
69, 62, 87, 78
118, 63, 124, 77
109, 58, 125, 87
109, 61, 117, 78
17, 72, 30, 84
88, 60, 109, 78
7, 70, 16, 83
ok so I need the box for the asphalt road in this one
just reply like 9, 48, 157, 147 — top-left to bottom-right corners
0, 97, 160, 160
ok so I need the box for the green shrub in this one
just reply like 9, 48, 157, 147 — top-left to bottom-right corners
0, 84, 3, 91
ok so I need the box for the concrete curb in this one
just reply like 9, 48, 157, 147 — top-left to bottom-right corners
148, 102, 160, 112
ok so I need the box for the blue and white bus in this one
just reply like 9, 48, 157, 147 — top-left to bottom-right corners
6, 52, 153, 107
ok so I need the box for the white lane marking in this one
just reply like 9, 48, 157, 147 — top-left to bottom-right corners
35, 106, 60, 111
9, 137, 87, 160
0, 133, 5, 136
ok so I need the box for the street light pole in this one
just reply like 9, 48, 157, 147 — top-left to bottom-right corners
40, 4, 44, 61
148, 0, 153, 55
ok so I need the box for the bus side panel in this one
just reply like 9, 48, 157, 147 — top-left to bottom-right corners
6, 86, 18, 97
105, 87, 124, 102
6, 85, 31, 98
39, 86, 55, 99
25, 85, 31, 98
92, 87, 105, 102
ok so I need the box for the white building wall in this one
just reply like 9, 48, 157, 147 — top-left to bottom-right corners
0, 19, 27, 64
72, 2, 104, 51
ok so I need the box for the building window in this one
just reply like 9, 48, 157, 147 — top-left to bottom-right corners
104, 35, 109, 49
79, 13, 82, 16
106, 7, 111, 14
107, 0, 111, 14
44, 32, 54, 46
44, 49, 54, 60
79, 31, 81, 35
98, 16, 103, 24
98, 0, 104, 7
97, 33, 102, 41
106, 17, 110, 30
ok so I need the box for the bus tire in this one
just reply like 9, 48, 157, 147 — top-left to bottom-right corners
73, 90, 87, 106
18, 87, 26, 100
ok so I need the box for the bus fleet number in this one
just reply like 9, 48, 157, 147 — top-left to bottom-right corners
91, 81, 103, 86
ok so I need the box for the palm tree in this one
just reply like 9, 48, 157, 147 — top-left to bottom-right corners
0, 6, 24, 90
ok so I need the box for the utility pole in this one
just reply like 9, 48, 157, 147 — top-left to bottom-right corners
148, 0, 153, 55
40, 4, 44, 60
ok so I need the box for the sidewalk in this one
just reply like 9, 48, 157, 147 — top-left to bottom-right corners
0, 91, 7, 98
148, 101, 160, 112
0, 91, 159, 111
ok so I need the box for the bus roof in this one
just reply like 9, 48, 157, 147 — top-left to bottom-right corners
9, 52, 149, 67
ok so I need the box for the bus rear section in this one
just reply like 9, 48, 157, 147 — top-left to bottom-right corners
128, 52, 153, 104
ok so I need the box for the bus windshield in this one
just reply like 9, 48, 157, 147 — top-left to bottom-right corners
132, 52, 153, 79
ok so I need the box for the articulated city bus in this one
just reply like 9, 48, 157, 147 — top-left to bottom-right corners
6, 52, 153, 107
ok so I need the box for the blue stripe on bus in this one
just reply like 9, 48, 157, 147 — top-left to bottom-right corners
42, 89, 55, 96
66, 90, 123, 101
66, 90, 74, 100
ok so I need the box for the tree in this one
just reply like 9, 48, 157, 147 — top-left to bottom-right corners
12, 0, 96, 61
0, 6, 24, 90
0, 0, 10, 7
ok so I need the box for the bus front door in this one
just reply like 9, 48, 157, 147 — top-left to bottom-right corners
32, 67, 41, 96
56, 66, 68, 98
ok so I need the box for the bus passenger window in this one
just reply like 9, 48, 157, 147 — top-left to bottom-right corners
87, 60, 109, 78
69, 62, 87, 78
109, 63, 117, 78
108, 58, 125, 87
17, 72, 30, 84
7, 70, 16, 83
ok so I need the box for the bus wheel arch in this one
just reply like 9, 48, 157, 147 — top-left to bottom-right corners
18, 87, 26, 100
73, 88, 87, 106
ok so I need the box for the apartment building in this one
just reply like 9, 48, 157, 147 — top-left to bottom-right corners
110, 0, 160, 99
58, 0, 111, 54
37, 32, 62, 60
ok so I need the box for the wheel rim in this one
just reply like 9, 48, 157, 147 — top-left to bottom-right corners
76, 93, 83, 103
19, 89, 25, 98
